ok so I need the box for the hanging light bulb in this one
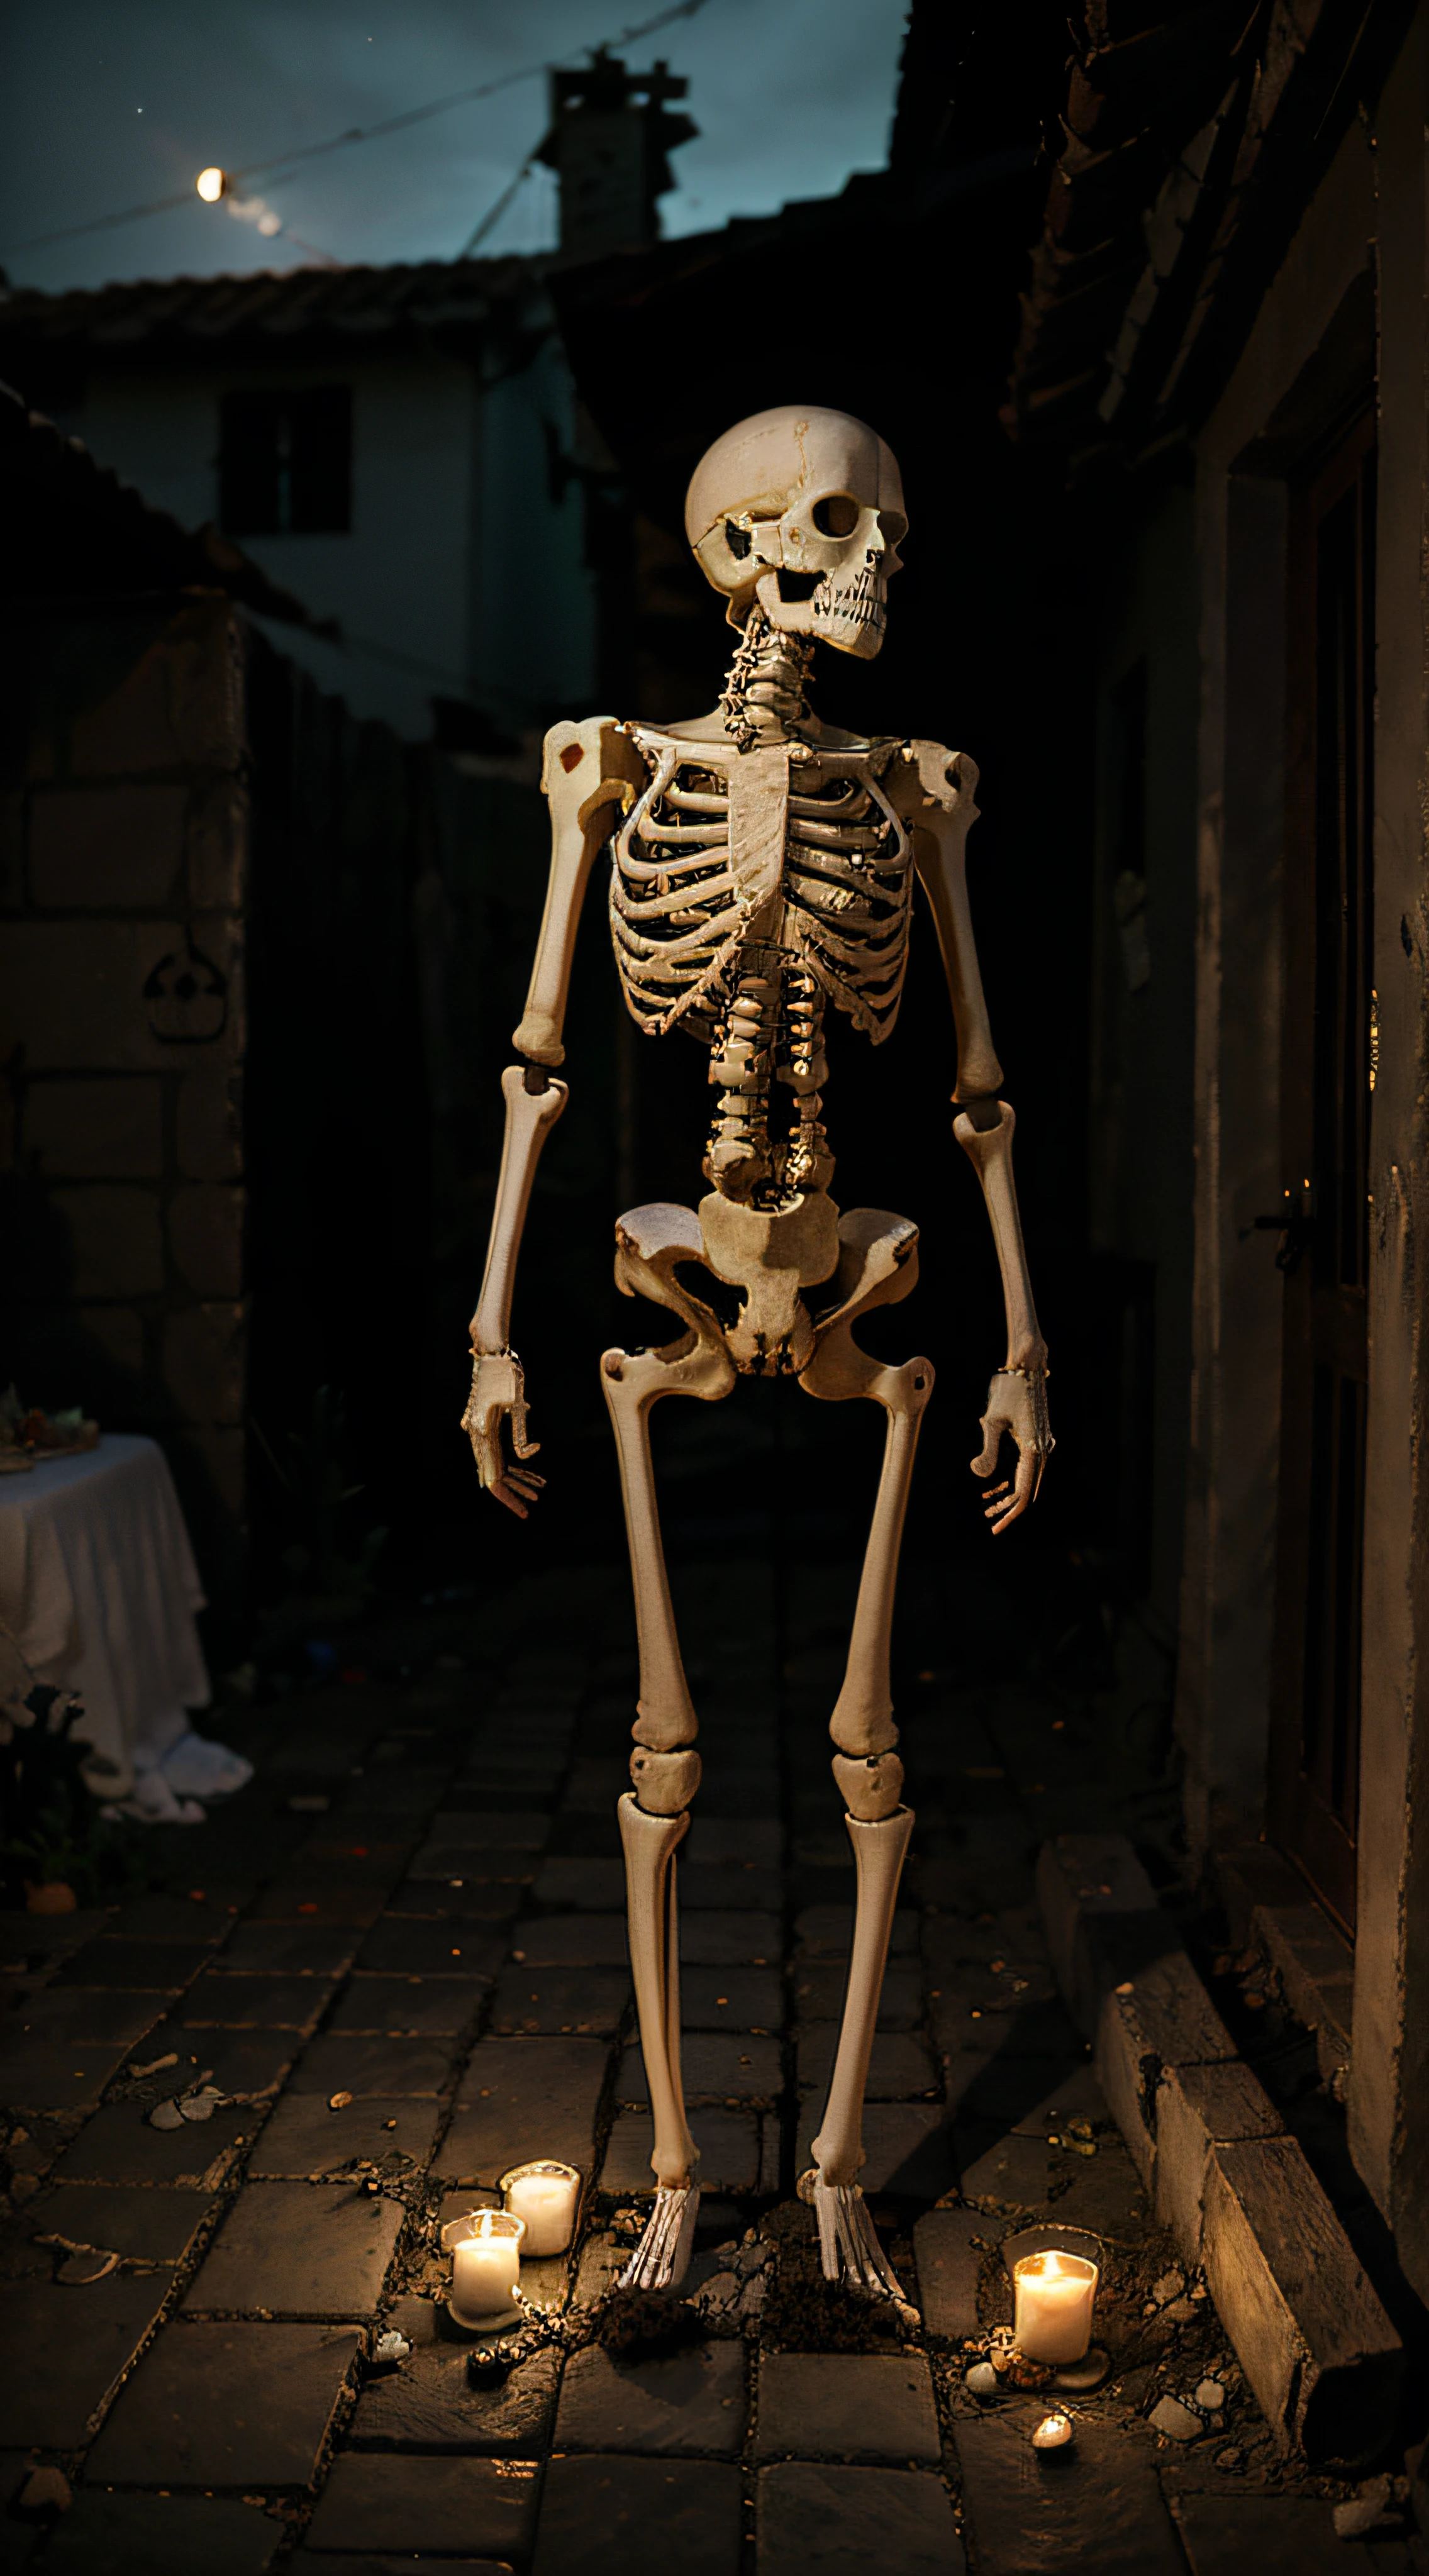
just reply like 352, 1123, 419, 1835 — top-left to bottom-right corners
196, 168, 228, 203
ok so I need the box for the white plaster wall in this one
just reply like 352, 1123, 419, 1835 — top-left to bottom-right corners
469, 325, 598, 730
58, 334, 595, 741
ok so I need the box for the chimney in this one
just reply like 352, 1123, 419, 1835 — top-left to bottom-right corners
537, 49, 698, 258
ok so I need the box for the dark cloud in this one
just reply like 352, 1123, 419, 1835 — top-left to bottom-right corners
1, 0, 907, 290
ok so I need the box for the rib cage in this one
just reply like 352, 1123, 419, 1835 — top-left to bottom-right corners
608, 737, 744, 1040
608, 730, 913, 1046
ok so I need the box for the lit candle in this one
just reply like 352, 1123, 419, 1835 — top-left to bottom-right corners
1013, 2249, 1098, 2363
501, 2160, 582, 2257
443, 2209, 525, 2328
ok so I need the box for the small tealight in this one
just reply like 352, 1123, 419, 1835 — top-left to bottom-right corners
501, 2159, 582, 2256
1031, 2411, 1075, 2451
442, 2208, 525, 2329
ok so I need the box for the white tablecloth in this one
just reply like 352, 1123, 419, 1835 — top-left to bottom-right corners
0, 1434, 211, 1795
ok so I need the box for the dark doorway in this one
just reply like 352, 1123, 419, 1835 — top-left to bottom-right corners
1269, 403, 1376, 1933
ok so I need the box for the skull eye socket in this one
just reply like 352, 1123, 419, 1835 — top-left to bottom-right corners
724, 518, 752, 560
812, 494, 860, 538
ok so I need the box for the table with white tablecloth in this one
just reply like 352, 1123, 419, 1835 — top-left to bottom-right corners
0, 1433, 244, 1818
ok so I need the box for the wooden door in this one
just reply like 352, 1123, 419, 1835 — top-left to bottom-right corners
1268, 406, 1376, 1933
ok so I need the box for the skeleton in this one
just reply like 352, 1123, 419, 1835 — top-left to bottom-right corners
462, 408, 1052, 2299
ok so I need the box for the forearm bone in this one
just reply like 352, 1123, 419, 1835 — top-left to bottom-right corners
463, 718, 645, 1490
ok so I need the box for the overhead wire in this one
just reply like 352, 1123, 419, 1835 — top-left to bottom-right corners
2, 0, 710, 258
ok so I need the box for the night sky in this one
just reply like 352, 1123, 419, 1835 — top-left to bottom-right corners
1, 0, 909, 292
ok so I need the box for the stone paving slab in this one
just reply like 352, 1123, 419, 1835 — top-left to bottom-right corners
796, 2027, 938, 2100
790, 1962, 923, 2026
304, 2454, 542, 2557
0, 2038, 136, 2114
0, 1910, 111, 1967
794, 1907, 918, 1958
248, 2094, 441, 2178
329, 1976, 489, 2036
15, 2180, 214, 2265
756, 2463, 964, 2576
682, 1967, 782, 2029
38, 2492, 282, 2574
249, 1885, 390, 1926
6, 1986, 162, 2046
223, 1922, 361, 1975
179, 1972, 335, 2029
292, 2035, 455, 2096
350, 2307, 560, 2454
602, 2107, 770, 2197
687, 1820, 783, 1865
0, 2274, 169, 2445
796, 2102, 954, 2197
87, 2319, 363, 2485
617, 2035, 782, 2106
912, 2207, 984, 2340
532, 2456, 741, 2576
137, 2022, 303, 2096
289, 2560, 510, 2576
755, 2353, 940, 2463
386, 1879, 523, 1919
553, 2338, 747, 2456
511, 1915, 630, 1967
356, 1919, 507, 1977
441, 2038, 609, 2182
534, 1858, 626, 1910
50, 2098, 257, 2185
680, 1911, 782, 1965
491, 1967, 630, 2035
184, 2181, 404, 2317
958, 2131, 1056, 2205
954, 2409, 1186, 2572
682, 1864, 783, 1912
1170, 2493, 1404, 2573
932, 1989, 1081, 2063
50, 1937, 213, 1989
940, 2053, 1098, 2133
296, 1838, 420, 1878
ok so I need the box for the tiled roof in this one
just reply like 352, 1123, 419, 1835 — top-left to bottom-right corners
1004, 0, 1411, 466
0, 377, 322, 625
0, 248, 551, 365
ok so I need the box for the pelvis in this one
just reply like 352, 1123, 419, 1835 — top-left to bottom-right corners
612, 1192, 919, 1387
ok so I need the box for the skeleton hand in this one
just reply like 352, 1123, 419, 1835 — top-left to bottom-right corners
970, 1367, 1053, 1535
461, 1348, 546, 1520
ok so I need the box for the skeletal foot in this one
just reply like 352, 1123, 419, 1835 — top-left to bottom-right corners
808, 2172, 905, 2299
618, 2184, 700, 2292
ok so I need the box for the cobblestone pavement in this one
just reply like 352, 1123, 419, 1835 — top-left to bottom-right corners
0, 1558, 1414, 2573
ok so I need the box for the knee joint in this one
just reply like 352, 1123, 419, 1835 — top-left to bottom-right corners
631, 1746, 702, 1815
833, 1750, 904, 1821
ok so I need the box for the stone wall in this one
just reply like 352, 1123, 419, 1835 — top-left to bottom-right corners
0, 591, 425, 1632
1, 592, 250, 1609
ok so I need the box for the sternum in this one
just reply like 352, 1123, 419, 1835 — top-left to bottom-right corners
705, 948, 833, 1205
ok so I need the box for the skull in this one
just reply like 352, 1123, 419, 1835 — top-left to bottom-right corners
684, 405, 906, 660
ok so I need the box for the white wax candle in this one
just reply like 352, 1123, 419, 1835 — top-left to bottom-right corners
447, 2209, 524, 2324
1013, 2250, 1098, 2363
502, 2162, 581, 2257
